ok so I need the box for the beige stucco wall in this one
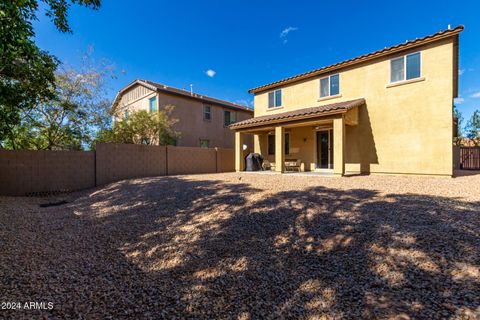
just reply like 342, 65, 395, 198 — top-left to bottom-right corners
252, 38, 456, 176
117, 85, 253, 149
118, 85, 157, 114
256, 126, 317, 171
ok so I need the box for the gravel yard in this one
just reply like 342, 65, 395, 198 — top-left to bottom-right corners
1, 172, 480, 319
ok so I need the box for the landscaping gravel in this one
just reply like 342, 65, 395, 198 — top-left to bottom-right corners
1, 172, 479, 319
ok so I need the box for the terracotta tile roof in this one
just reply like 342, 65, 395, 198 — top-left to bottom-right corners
249, 26, 464, 94
143, 80, 253, 112
112, 80, 254, 113
229, 98, 365, 130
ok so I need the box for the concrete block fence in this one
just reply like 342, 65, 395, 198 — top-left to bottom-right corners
0, 143, 235, 196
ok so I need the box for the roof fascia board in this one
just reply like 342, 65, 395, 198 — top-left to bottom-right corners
249, 27, 463, 94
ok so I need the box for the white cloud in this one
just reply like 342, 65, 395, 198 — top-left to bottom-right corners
280, 26, 298, 44
235, 99, 254, 107
470, 92, 480, 98
459, 69, 465, 76
280, 26, 298, 37
454, 97, 464, 105
205, 69, 216, 77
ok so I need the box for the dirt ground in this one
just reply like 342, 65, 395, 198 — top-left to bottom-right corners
1, 172, 479, 319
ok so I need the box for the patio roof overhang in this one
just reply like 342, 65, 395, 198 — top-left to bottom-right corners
229, 98, 365, 132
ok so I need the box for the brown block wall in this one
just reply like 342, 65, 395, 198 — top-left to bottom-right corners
216, 148, 235, 172
0, 143, 236, 196
0, 150, 95, 196
95, 142, 167, 186
167, 146, 217, 175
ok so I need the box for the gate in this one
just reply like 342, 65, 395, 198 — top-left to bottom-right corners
460, 147, 480, 170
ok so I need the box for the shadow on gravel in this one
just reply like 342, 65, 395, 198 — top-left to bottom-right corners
454, 169, 480, 177
6, 176, 478, 319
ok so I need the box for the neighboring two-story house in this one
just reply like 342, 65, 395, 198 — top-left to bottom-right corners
112, 80, 253, 148
230, 26, 463, 177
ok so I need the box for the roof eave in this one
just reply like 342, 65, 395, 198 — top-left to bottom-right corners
111, 80, 253, 113
111, 79, 158, 109
142, 80, 253, 112
248, 26, 464, 94
229, 108, 348, 131
153, 86, 253, 112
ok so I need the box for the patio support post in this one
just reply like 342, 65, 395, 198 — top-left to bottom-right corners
235, 131, 245, 172
333, 116, 345, 176
253, 134, 261, 154
275, 126, 285, 173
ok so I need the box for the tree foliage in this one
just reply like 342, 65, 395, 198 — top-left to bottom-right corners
465, 110, 480, 144
2, 51, 115, 150
453, 105, 463, 137
95, 109, 178, 147
0, 0, 101, 142
42, 0, 101, 33
452, 105, 464, 146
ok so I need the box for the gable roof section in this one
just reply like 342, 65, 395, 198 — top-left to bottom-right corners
229, 98, 365, 130
112, 79, 253, 113
249, 26, 464, 94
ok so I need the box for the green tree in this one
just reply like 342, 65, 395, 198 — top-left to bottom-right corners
453, 105, 463, 137
3, 51, 115, 150
96, 109, 178, 147
453, 105, 464, 146
0, 0, 101, 144
465, 110, 480, 144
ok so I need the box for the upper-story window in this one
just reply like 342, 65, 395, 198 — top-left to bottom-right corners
204, 105, 211, 121
124, 109, 129, 120
320, 74, 340, 98
149, 96, 157, 113
224, 110, 237, 126
268, 89, 282, 108
390, 52, 421, 83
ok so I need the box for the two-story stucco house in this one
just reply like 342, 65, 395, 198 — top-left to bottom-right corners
230, 26, 463, 177
112, 80, 253, 148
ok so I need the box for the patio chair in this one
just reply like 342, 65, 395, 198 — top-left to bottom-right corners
285, 159, 301, 172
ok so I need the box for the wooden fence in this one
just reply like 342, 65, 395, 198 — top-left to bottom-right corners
0, 143, 235, 196
459, 147, 480, 170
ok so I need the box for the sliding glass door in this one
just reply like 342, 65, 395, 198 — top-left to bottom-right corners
316, 130, 333, 169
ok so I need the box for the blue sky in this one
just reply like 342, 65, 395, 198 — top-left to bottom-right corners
33, 0, 480, 124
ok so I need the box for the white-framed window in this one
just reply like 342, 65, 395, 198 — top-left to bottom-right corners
124, 109, 129, 120
320, 74, 340, 98
203, 105, 211, 121
268, 89, 282, 108
390, 52, 421, 83
149, 96, 157, 113
224, 110, 237, 126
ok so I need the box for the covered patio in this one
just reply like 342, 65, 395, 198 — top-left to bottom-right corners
241, 170, 337, 177
231, 99, 365, 176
